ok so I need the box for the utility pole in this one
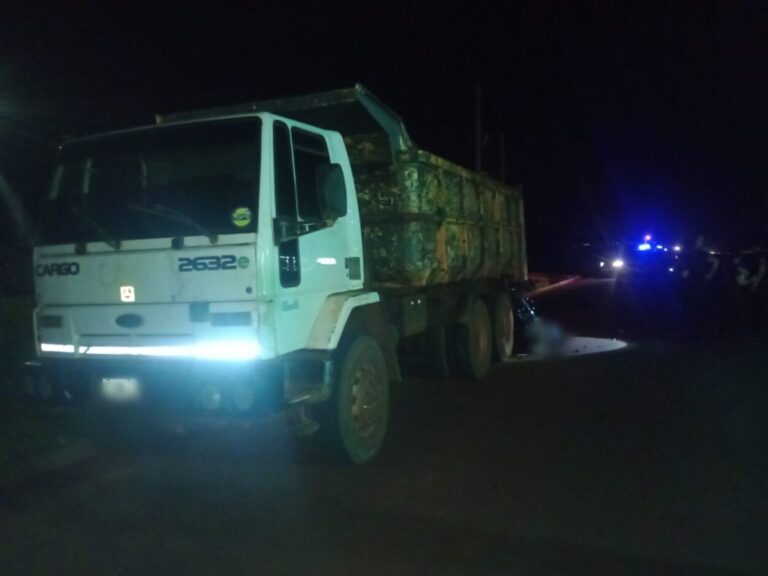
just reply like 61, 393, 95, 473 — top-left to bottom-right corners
475, 83, 482, 173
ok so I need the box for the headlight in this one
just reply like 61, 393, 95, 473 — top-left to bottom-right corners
612, 259, 625, 269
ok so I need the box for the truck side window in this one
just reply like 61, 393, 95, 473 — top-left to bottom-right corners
291, 128, 331, 221
274, 122, 297, 218
274, 121, 300, 288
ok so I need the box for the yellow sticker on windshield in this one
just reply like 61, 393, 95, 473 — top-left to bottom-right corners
231, 207, 252, 228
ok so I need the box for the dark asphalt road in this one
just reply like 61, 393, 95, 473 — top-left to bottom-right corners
2, 278, 767, 575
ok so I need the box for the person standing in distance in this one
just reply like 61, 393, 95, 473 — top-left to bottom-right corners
682, 235, 720, 338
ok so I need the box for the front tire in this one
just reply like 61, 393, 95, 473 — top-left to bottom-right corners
316, 335, 389, 464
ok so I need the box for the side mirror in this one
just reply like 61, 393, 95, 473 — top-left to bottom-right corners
316, 163, 347, 221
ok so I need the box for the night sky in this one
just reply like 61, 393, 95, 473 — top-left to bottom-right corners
1, 1, 767, 254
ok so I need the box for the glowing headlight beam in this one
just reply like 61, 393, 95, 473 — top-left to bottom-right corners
612, 259, 625, 269
40, 343, 75, 354
41, 341, 261, 361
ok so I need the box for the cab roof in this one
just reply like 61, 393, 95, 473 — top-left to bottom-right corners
156, 83, 414, 157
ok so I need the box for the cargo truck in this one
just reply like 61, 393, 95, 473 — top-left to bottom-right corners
25, 85, 526, 463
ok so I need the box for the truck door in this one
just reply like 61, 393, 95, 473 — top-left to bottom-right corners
272, 120, 357, 354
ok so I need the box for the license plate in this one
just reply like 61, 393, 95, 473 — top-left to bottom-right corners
101, 377, 141, 402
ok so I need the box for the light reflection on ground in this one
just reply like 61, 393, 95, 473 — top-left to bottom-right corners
559, 336, 629, 356
511, 336, 629, 362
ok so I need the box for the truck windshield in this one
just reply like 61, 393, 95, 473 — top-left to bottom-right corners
43, 118, 261, 245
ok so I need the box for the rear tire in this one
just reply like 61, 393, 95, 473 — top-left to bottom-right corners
425, 324, 453, 378
316, 335, 389, 464
489, 292, 514, 361
450, 298, 493, 380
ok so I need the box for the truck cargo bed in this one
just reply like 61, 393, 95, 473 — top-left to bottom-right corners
349, 141, 525, 288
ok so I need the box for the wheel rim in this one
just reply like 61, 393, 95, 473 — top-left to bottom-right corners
350, 361, 381, 438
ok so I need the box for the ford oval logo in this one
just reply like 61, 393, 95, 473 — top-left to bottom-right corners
115, 313, 144, 329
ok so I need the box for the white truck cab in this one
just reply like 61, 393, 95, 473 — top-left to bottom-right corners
29, 104, 396, 463
35, 113, 368, 361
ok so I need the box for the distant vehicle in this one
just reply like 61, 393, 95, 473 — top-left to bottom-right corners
24, 85, 528, 464
595, 236, 681, 279
567, 235, 682, 279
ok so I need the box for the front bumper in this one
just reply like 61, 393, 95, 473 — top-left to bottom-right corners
21, 356, 283, 416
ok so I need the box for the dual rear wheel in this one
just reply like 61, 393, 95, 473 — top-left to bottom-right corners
428, 291, 515, 381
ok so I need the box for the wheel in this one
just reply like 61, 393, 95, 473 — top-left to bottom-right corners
450, 298, 493, 380
425, 324, 453, 378
489, 292, 514, 361
316, 335, 389, 464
